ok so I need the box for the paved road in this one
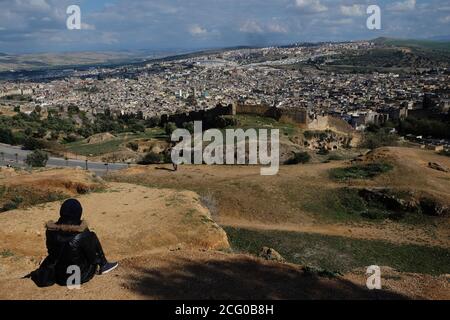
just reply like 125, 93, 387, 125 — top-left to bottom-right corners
0, 143, 129, 175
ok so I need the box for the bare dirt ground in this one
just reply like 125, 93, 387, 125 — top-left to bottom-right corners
1, 249, 448, 300
107, 147, 450, 248
0, 182, 229, 281
0, 147, 449, 299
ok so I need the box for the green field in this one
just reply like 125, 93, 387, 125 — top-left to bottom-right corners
225, 227, 450, 275
375, 37, 450, 52
66, 128, 167, 156
230, 115, 299, 137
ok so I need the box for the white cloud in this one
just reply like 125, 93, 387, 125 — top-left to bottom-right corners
81, 23, 96, 31
239, 20, 264, 33
189, 24, 208, 36
239, 20, 288, 34
439, 15, 450, 23
295, 0, 328, 13
24, 0, 51, 11
267, 22, 288, 34
340, 4, 365, 17
388, 0, 416, 12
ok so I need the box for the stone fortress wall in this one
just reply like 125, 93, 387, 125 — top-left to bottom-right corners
161, 102, 352, 135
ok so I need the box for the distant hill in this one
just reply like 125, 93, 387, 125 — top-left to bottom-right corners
373, 37, 450, 52
428, 35, 450, 41
0, 51, 169, 72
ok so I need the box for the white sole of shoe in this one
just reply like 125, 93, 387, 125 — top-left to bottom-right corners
101, 263, 118, 275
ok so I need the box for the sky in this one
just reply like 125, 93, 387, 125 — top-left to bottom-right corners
0, 0, 449, 53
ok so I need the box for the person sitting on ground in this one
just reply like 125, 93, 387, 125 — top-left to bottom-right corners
30, 199, 118, 287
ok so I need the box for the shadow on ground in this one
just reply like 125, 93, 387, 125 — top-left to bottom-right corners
125, 255, 408, 300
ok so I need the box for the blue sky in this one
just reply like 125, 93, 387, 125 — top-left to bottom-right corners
0, 0, 449, 53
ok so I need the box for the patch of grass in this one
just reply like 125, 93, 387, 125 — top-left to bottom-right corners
0, 186, 68, 212
327, 154, 344, 161
0, 249, 14, 258
66, 139, 124, 156
284, 151, 311, 165
200, 191, 218, 218
200, 215, 214, 225
182, 209, 197, 224
1, 195, 23, 212
439, 150, 450, 157
224, 227, 450, 275
165, 192, 187, 207
66, 128, 168, 156
0, 185, 6, 198
297, 187, 368, 223
300, 187, 437, 225
302, 266, 343, 279
330, 163, 393, 181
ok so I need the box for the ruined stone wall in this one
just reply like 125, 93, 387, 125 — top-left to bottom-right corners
279, 109, 308, 126
161, 102, 310, 127
235, 103, 272, 117
308, 115, 354, 135
235, 103, 308, 126
161, 104, 234, 126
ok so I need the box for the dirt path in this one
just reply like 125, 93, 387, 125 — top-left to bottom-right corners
219, 218, 450, 248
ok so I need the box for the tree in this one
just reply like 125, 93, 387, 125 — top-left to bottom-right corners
138, 152, 164, 165
23, 137, 44, 150
182, 122, 195, 134
360, 130, 398, 149
25, 150, 48, 167
164, 122, 178, 136
0, 127, 14, 144
35, 127, 47, 139
130, 123, 145, 133
127, 141, 139, 152
285, 151, 311, 165
145, 116, 160, 128
24, 128, 33, 136
34, 105, 42, 114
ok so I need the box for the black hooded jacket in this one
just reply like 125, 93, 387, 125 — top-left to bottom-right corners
43, 220, 98, 286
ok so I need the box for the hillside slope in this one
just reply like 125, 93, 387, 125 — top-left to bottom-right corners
0, 182, 229, 282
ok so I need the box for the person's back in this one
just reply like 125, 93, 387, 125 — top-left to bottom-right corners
31, 199, 118, 287
45, 220, 98, 285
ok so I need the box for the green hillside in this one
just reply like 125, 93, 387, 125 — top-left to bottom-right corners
374, 37, 450, 52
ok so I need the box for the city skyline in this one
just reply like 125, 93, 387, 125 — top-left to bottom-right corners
1, 0, 450, 54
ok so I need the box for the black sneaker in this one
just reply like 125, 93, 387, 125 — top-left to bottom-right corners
99, 262, 118, 275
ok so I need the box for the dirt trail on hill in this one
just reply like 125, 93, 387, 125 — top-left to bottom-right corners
358, 147, 450, 201
219, 218, 450, 248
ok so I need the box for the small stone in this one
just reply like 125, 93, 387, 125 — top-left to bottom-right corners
259, 247, 285, 262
